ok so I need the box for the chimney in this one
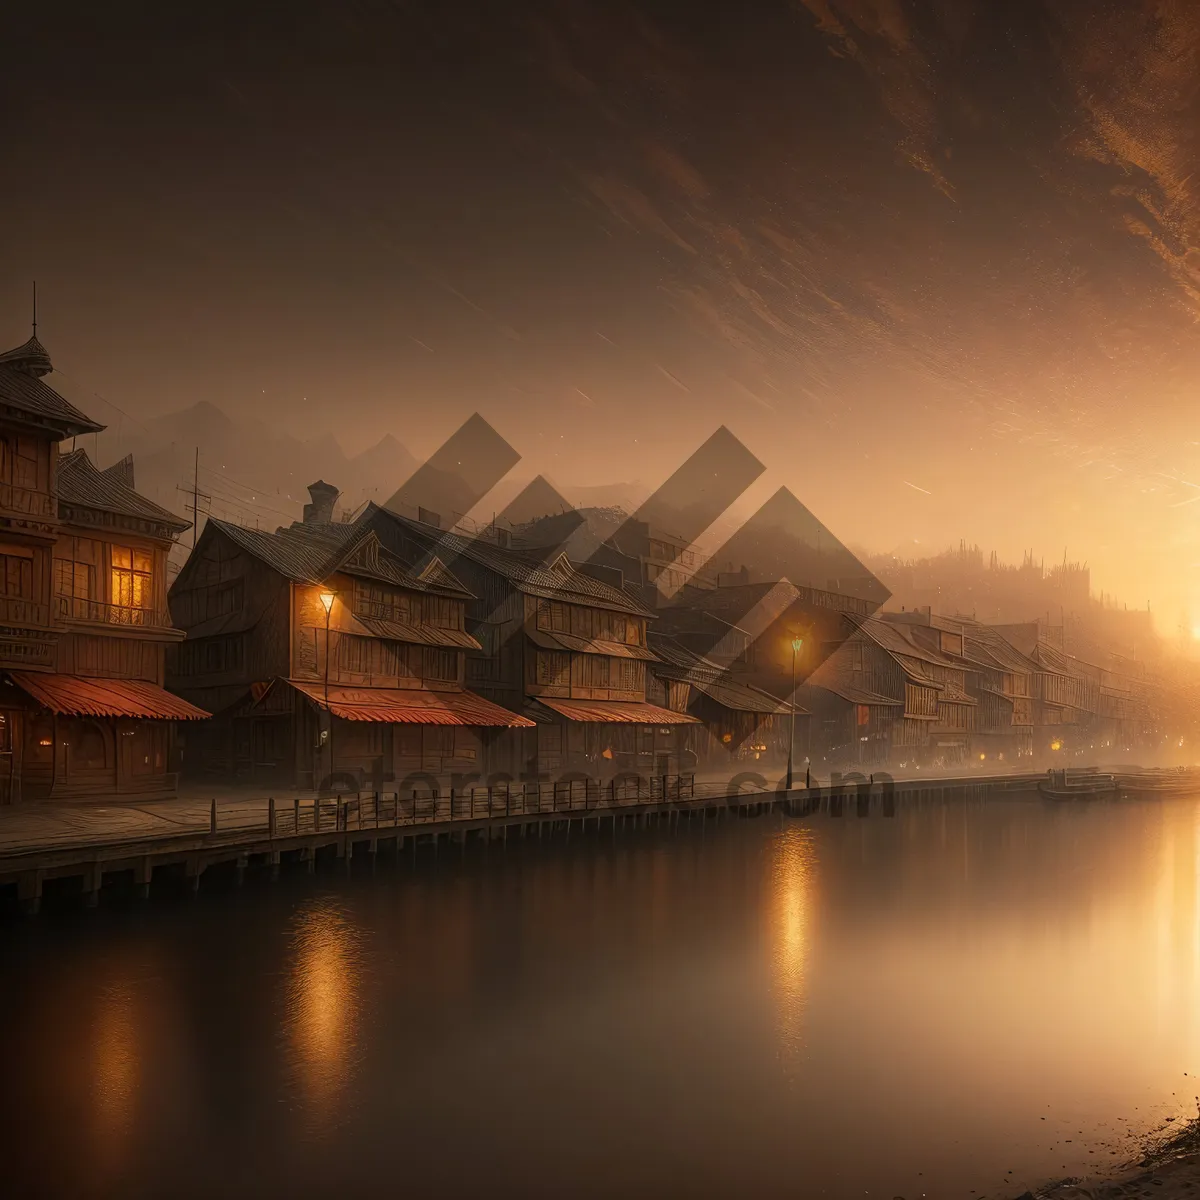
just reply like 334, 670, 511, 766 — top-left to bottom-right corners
303, 480, 339, 525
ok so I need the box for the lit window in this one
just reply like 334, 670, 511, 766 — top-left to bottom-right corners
110, 546, 153, 624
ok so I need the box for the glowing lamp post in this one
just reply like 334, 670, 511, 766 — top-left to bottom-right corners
319, 590, 335, 785
786, 635, 803, 791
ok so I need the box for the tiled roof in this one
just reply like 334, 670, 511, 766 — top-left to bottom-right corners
535, 697, 701, 724
526, 626, 660, 660
805, 653, 902, 706
859, 617, 964, 669
647, 634, 804, 714
320, 522, 472, 598
0, 335, 53, 376
58, 449, 189, 533
0, 365, 105, 436
9, 671, 210, 720
210, 516, 474, 597
951, 617, 1039, 674
368, 505, 654, 616
283, 679, 533, 726
209, 518, 335, 583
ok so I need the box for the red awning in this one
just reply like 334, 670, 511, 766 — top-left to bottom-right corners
8, 672, 211, 720
284, 680, 534, 726
536, 697, 700, 724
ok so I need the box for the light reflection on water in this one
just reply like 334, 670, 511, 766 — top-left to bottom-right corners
90, 979, 142, 1173
767, 825, 816, 1060
3, 794, 1200, 1199
284, 899, 364, 1132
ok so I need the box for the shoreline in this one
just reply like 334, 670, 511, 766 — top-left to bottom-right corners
1017, 1117, 1200, 1198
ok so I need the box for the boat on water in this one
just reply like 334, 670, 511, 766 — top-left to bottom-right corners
1037, 769, 1117, 800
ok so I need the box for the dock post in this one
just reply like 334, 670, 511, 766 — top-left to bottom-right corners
18, 870, 42, 916
185, 857, 203, 896
268, 797, 276, 839
83, 862, 103, 908
269, 849, 280, 882
294, 796, 300, 834
235, 855, 248, 886
135, 857, 152, 899
210, 797, 217, 837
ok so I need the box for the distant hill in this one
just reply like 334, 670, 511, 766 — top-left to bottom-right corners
111, 401, 418, 533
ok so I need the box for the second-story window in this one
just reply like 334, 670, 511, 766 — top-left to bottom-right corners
111, 546, 153, 621
0, 436, 41, 490
0, 551, 33, 599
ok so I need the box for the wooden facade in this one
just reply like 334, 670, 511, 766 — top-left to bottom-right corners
0, 334, 201, 803
359, 505, 698, 780
167, 501, 531, 791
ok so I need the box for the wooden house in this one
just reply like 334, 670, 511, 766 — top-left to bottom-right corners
648, 632, 806, 772
661, 579, 872, 702
991, 623, 1100, 754
167, 498, 533, 791
0, 333, 206, 803
358, 504, 699, 780
946, 617, 1036, 761
800, 645, 902, 767
810, 616, 975, 766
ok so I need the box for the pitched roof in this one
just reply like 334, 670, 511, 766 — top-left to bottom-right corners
208, 516, 474, 598
647, 634, 805, 715
956, 620, 1038, 675
804, 652, 902, 706
859, 617, 965, 669
208, 518, 337, 583
0, 335, 53, 376
0, 364, 105, 436
58, 448, 189, 534
367, 505, 653, 616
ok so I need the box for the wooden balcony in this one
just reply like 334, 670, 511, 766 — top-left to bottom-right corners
0, 483, 55, 522
56, 594, 174, 630
0, 597, 51, 629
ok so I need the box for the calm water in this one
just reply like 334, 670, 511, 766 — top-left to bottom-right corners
4, 796, 1200, 1199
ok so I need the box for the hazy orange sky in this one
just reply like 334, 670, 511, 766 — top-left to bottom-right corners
4, 1, 1200, 630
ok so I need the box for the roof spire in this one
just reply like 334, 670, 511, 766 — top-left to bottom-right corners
32, 280, 37, 339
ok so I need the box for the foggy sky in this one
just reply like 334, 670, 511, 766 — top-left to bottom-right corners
4, 1, 1200, 629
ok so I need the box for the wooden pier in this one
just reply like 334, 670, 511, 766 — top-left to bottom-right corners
0, 771, 1044, 915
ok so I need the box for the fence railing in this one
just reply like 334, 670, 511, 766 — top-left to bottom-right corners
0, 597, 50, 627
213, 773, 702, 839
0, 482, 54, 520
55, 594, 172, 628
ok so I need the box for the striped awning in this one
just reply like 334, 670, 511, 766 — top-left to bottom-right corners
285, 680, 533, 726
536, 697, 700, 724
7, 672, 210, 720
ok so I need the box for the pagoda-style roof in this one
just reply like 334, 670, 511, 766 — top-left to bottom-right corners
58, 448, 189, 538
0, 334, 104, 437
0, 335, 53, 378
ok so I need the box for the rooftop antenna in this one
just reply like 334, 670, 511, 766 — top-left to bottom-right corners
31, 281, 37, 339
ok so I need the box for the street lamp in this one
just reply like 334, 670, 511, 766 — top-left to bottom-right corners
786, 635, 803, 790
319, 590, 335, 786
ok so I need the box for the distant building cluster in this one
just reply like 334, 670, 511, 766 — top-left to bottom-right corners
0, 325, 1193, 804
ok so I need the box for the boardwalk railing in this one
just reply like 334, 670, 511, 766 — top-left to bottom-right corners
258, 774, 700, 839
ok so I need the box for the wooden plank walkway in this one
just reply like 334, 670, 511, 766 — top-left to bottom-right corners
0, 771, 1044, 914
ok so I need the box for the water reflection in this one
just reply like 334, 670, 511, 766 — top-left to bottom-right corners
767, 825, 816, 1058
91, 980, 141, 1172
285, 899, 364, 1131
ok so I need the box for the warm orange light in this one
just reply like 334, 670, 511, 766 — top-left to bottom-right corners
318, 590, 335, 615
979, 752, 986, 761
1050, 739, 1062, 751
791, 636, 803, 653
